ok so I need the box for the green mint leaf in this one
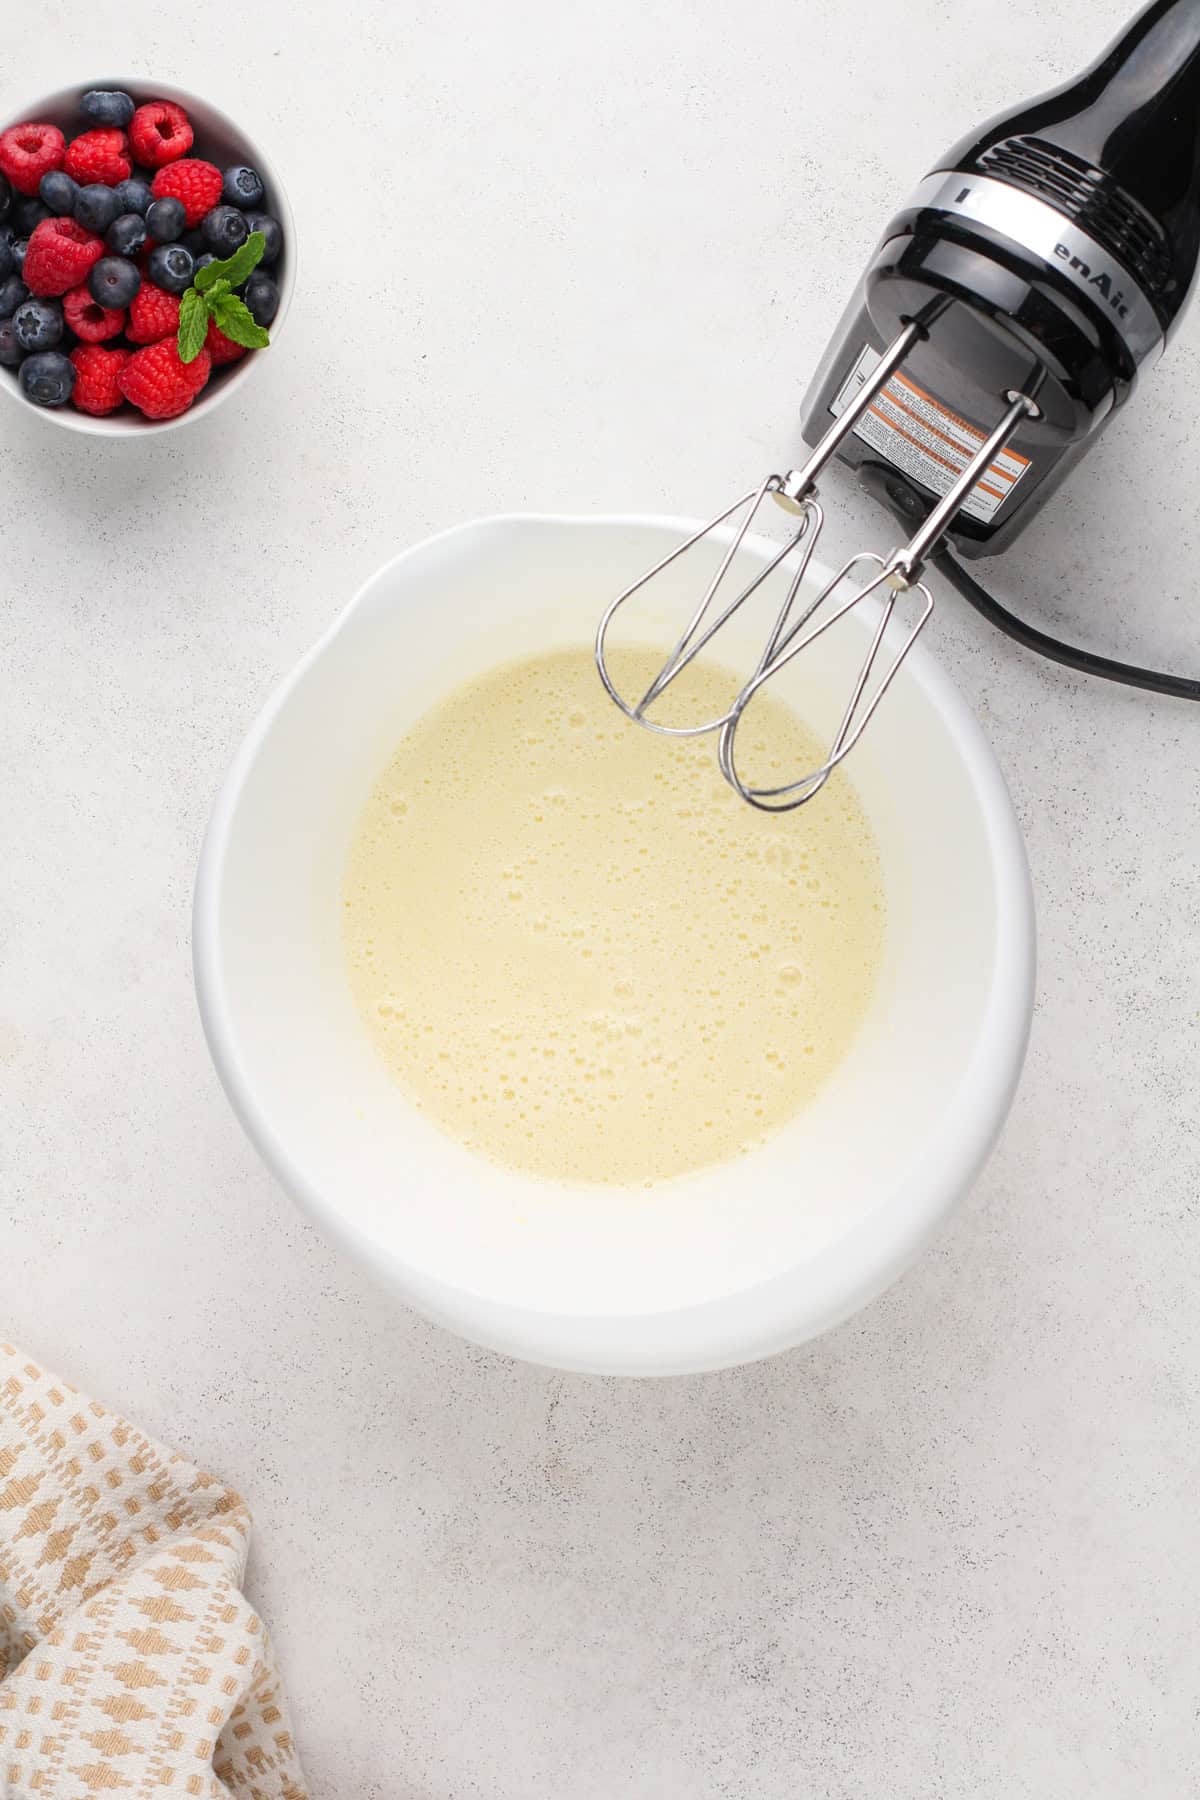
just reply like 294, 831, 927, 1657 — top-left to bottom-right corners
177, 287, 209, 363
210, 293, 270, 350
194, 231, 265, 294
219, 231, 266, 289
206, 278, 231, 304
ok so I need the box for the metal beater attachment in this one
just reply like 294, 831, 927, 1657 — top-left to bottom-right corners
595, 323, 1037, 812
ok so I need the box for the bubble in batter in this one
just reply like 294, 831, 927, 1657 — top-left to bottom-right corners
342, 646, 885, 1186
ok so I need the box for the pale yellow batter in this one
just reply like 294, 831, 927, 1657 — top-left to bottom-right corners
343, 647, 885, 1186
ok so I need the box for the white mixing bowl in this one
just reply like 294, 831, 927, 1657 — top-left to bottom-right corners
193, 514, 1035, 1375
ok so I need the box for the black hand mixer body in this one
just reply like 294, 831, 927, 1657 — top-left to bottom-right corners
596, 0, 1200, 810
801, 0, 1200, 558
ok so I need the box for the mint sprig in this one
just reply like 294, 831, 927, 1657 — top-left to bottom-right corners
177, 230, 271, 363
196, 232, 265, 294
177, 288, 208, 361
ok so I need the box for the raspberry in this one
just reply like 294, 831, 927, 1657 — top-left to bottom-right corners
0, 122, 66, 196
118, 339, 210, 419
204, 315, 247, 367
63, 283, 124, 342
129, 100, 193, 169
126, 281, 180, 344
23, 218, 104, 297
151, 158, 221, 227
63, 128, 132, 187
69, 344, 129, 415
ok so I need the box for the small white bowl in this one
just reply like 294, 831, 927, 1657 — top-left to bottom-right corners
194, 515, 1036, 1376
0, 79, 294, 435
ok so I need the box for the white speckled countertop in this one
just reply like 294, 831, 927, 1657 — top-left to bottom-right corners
4, 2, 1199, 1793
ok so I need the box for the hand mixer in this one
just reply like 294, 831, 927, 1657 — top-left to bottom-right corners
596, 0, 1200, 809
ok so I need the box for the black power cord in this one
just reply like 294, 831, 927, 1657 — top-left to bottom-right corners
932, 547, 1200, 702
856, 460, 1200, 703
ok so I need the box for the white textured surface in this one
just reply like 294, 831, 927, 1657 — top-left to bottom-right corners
3, 2, 1199, 1794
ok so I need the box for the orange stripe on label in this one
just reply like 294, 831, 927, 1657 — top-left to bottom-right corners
890, 371, 1032, 471
866, 406, 961, 476
869, 398, 1017, 499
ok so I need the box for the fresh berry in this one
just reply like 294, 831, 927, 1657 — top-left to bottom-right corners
114, 176, 152, 216
150, 158, 221, 227
126, 280, 179, 344
118, 338, 210, 418
201, 204, 248, 257
10, 240, 27, 275
147, 242, 193, 293
69, 343, 129, 413
145, 195, 185, 242
0, 274, 28, 316
19, 349, 75, 405
14, 196, 51, 235
193, 252, 217, 275
0, 317, 21, 365
222, 164, 264, 208
0, 123, 66, 197
12, 295, 63, 352
130, 101, 193, 169
243, 211, 282, 264
22, 217, 104, 297
204, 313, 247, 366
75, 183, 121, 233
0, 173, 10, 223
89, 255, 141, 308
39, 169, 79, 215
81, 89, 136, 129
63, 129, 132, 188
64, 283, 124, 342
106, 212, 147, 258
242, 272, 279, 326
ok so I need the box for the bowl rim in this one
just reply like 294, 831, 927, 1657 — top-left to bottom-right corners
0, 76, 295, 436
193, 511, 1037, 1375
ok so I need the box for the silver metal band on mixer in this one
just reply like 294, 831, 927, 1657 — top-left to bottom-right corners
595, 324, 1037, 812
903, 172, 1164, 368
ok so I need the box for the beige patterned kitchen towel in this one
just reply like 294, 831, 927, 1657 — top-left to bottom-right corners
0, 1342, 307, 1799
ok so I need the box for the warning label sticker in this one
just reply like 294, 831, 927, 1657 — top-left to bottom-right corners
830, 345, 1032, 524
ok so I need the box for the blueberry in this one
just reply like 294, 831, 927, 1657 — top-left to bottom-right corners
0, 173, 10, 225
145, 196, 185, 243
242, 272, 279, 327
81, 88, 136, 128
14, 196, 50, 235
114, 177, 152, 216
193, 252, 217, 275
12, 297, 63, 352
75, 184, 121, 234
89, 256, 141, 308
221, 164, 264, 209
39, 170, 79, 216
106, 212, 147, 258
200, 205, 249, 258
10, 239, 27, 276
19, 350, 75, 406
147, 243, 194, 293
0, 237, 11, 284
243, 211, 282, 265
0, 317, 22, 366
0, 274, 28, 317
